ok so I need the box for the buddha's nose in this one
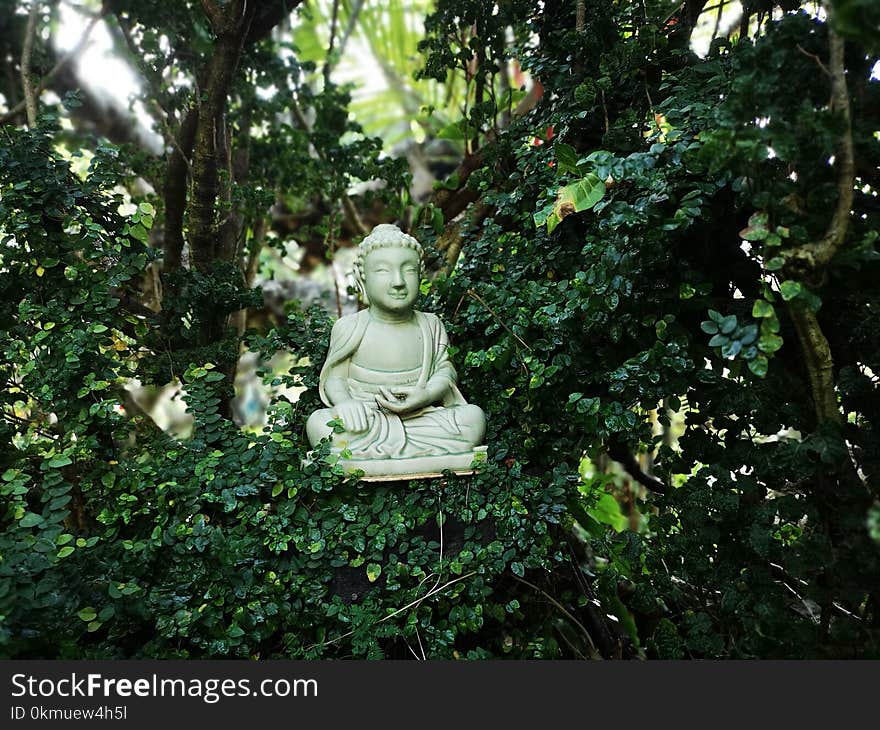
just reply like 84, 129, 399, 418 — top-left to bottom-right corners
391, 269, 405, 287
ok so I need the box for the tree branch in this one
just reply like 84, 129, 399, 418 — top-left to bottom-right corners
188, 10, 256, 273
785, 14, 854, 273
245, 0, 304, 45
788, 304, 841, 425
336, 0, 365, 60
20, 0, 41, 126
783, 6, 854, 427
200, 0, 224, 32
1, 6, 103, 126
323, 0, 341, 85
162, 106, 198, 272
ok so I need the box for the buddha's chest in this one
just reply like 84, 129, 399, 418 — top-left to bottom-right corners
351, 320, 423, 372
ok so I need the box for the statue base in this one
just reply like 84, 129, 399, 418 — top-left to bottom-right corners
310, 446, 488, 482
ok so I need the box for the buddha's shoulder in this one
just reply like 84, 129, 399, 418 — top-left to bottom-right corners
330, 310, 368, 336
413, 309, 442, 326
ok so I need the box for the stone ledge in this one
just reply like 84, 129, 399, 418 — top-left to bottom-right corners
310, 446, 489, 482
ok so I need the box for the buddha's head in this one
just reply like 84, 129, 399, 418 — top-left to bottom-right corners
354, 224, 423, 314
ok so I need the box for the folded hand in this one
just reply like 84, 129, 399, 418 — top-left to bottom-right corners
376, 385, 432, 415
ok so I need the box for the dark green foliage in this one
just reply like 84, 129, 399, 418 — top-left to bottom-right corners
415, 4, 880, 657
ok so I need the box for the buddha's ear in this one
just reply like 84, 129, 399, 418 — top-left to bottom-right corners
354, 271, 369, 304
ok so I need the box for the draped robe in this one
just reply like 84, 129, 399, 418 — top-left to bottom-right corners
318, 310, 476, 459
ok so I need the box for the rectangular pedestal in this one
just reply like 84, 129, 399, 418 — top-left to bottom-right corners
336, 448, 488, 482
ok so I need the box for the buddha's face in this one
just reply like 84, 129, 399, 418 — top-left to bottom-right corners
363, 246, 420, 317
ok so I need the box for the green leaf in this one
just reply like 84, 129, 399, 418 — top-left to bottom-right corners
57, 546, 75, 559
565, 174, 606, 212
739, 324, 759, 345
740, 225, 768, 241
47, 455, 72, 468
555, 142, 579, 174
749, 355, 768, 376
758, 333, 784, 353
761, 314, 781, 334
765, 257, 784, 271
436, 120, 465, 140
587, 492, 628, 532
78, 607, 97, 622
20, 512, 43, 528
129, 224, 149, 243
719, 315, 737, 334
532, 200, 554, 228
271, 484, 283, 497
510, 561, 525, 577
138, 202, 155, 216
700, 320, 719, 334
721, 340, 742, 358
366, 563, 382, 583
708, 334, 727, 347
779, 281, 802, 301
752, 300, 775, 318
577, 397, 601, 415
549, 174, 606, 230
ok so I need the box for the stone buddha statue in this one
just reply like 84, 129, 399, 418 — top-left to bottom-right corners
306, 224, 487, 479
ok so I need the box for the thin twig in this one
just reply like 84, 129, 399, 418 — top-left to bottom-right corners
600, 89, 609, 134
2, 410, 55, 439
303, 571, 478, 651
797, 43, 831, 77
511, 575, 601, 659
403, 637, 421, 660
336, 0, 365, 60
645, 77, 657, 130
150, 99, 193, 176
711, 0, 726, 42
466, 288, 532, 352
326, 210, 343, 318
414, 623, 427, 660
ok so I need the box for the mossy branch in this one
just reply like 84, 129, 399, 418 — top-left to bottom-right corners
788, 303, 841, 425
784, 11, 855, 274
784, 5, 854, 428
